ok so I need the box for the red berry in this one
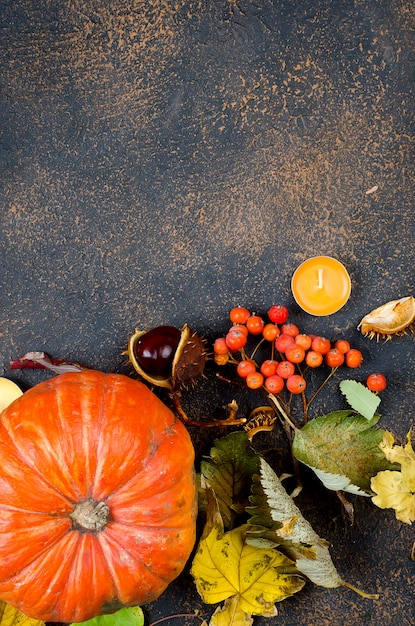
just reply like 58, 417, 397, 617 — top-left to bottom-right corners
236, 360, 257, 379
268, 304, 289, 324
366, 373, 387, 392
260, 359, 278, 377
281, 322, 300, 338
264, 374, 285, 394
275, 333, 295, 354
345, 348, 363, 368
324, 348, 345, 368
230, 307, 250, 324
225, 329, 247, 352
286, 374, 307, 394
285, 344, 306, 364
305, 350, 323, 368
246, 372, 264, 389
213, 337, 228, 355
262, 323, 280, 342
276, 360, 295, 379
311, 336, 331, 355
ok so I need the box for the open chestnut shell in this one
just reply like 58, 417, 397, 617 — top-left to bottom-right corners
128, 323, 207, 392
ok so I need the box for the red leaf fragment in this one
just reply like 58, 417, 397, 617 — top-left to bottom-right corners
10, 351, 85, 373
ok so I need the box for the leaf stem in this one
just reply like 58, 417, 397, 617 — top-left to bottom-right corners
341, 580, 379, 600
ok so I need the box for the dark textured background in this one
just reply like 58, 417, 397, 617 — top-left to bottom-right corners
1, 1, 414, 624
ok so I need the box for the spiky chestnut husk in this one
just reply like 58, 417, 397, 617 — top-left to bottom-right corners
358, 296, 415, 340
128, 324, 208, 392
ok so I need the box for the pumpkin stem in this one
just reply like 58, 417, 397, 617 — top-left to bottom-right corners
70, 499, 110, 532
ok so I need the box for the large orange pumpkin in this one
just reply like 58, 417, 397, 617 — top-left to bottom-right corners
0, 370, 197, 623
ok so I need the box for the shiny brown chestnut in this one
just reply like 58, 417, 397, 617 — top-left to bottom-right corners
128, 324, 208, 392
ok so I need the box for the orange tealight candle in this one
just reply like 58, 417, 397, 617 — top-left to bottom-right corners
291, 256, 351, 316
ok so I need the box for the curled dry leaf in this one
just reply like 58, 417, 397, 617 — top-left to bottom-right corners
358, 296, 415, 340
371, 431, 415, 524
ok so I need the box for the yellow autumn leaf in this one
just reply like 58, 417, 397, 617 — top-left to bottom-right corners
371, 431, 415, 524
0, 602, 44, 626
209, 597, 254, 626
191, 521, 304, 618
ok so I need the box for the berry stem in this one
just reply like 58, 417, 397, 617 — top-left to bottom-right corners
250, 337, 266, 360
267, 392, 299, 431
304, 367, 338, 411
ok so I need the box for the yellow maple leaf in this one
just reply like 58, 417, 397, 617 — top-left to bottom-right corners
190, 521, 304, 621
0, 601, 43, 626
371, 431, 415, 524
208, 597, 254, 626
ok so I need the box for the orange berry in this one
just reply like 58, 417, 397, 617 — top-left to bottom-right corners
324, 348, 345, 368
286, 374, 307, 394
311, 336, 331, 355
260, 359, 278, 377
246, 372, 264, 389
305, 350, 323, 368
213, 337, 228, 355
262, 323, 280, 341
295, 334, 312, 350
334, 339, 350, 354
236, 360, 256, 379
281, 322, 300, 337
345, 348, 363, 368
275, 333, 295, 353
230, 324, 249, 336
229, 307, 250, 324
225, 329, 247, 352
264, 374, 285, 394
276, 360, 295, 379
246, 315, 265, 335
285, 344, 306, 364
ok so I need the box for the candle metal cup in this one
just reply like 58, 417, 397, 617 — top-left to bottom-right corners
291, 256, 351, 316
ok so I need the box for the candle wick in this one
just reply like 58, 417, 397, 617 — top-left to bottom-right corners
317, 268, 324, 289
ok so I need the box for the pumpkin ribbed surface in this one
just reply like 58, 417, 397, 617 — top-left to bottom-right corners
0, 370, 197, 623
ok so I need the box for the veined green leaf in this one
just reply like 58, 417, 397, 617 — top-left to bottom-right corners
73, 607, 144, 626
292, 410, 394, 494
200, 431, 260, 529
339, 380, 381, 420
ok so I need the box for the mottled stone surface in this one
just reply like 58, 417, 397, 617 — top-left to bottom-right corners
1, 1, 414, 624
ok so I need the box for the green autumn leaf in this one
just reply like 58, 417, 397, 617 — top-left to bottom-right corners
191, 519, 304, 618
371, 431, 415, 524
200, 431, 260, 529
0, 601, 43, 626
339, 380, 381, 420
292, 410, 394, 495
247, 458, 343, 588
73, 607, 144, 626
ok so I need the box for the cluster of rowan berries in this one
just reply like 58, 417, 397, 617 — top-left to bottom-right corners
212, 305, 383, 395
